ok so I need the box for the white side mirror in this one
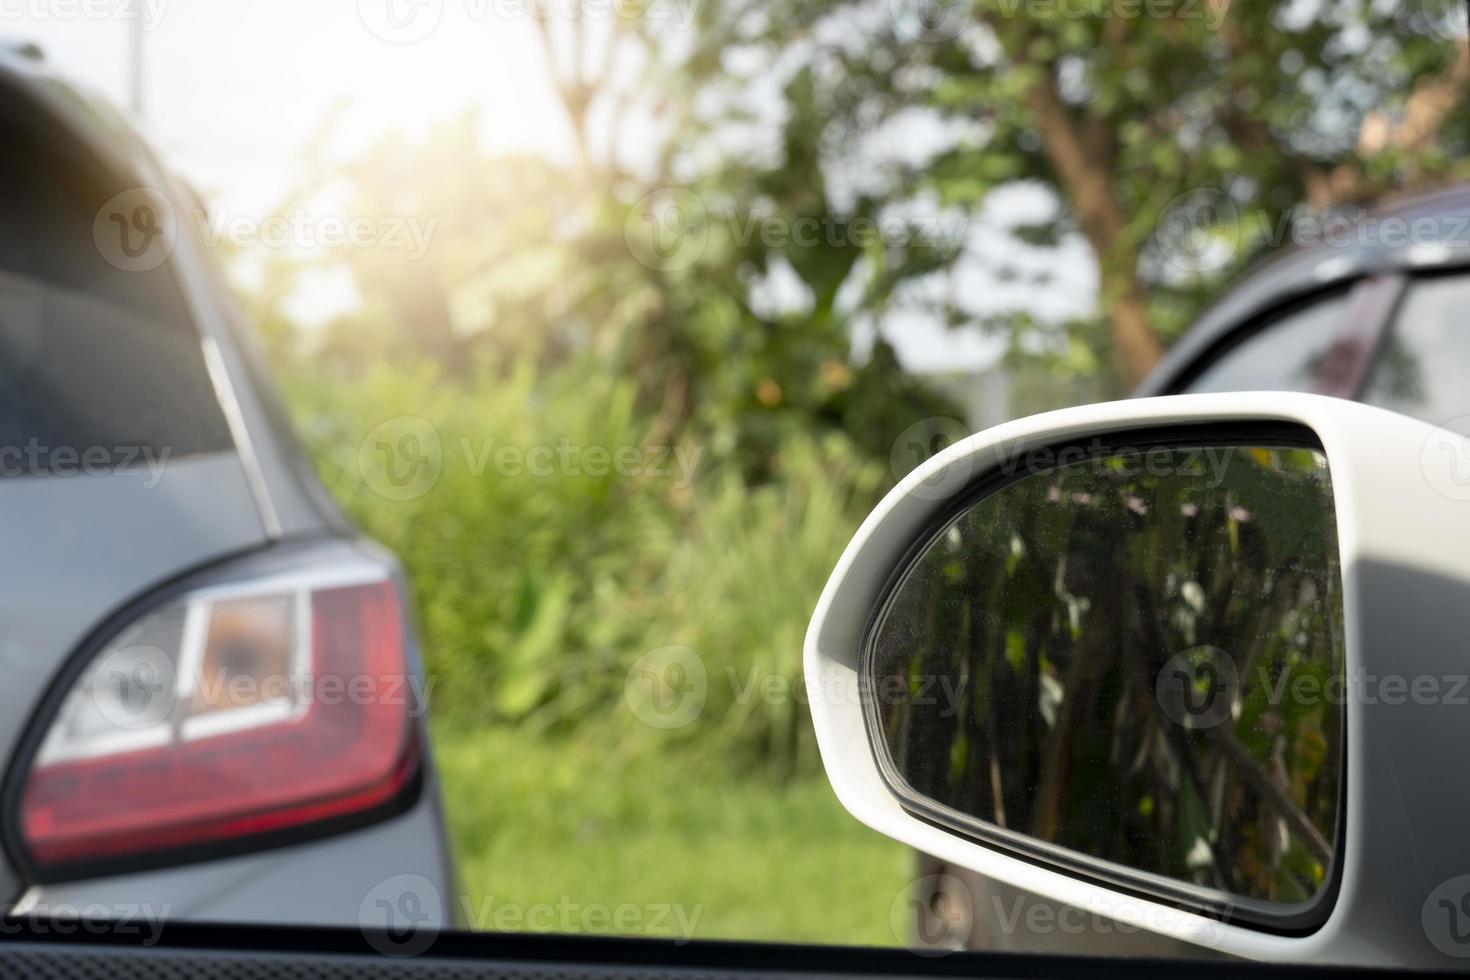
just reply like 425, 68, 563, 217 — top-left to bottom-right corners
806, 392, 1470, 969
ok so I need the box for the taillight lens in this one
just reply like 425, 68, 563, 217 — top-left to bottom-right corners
17, 560, 421, 877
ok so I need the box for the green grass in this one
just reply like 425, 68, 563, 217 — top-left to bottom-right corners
281, 360, 911, 945
434, 723, 912, 946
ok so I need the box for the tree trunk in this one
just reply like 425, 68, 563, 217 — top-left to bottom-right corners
1026, 74, 1164, 387
1105, 269, 1165, 389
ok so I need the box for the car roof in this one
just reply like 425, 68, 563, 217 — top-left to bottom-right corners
1137, 184, 1470, 396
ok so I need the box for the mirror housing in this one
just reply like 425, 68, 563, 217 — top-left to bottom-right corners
806, 393, 1470, 968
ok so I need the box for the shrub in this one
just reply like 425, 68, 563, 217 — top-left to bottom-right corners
278, 356, 883, 775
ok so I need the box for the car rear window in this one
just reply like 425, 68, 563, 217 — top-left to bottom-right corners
0, 82, 232, 478
1178, 290, 1352, 396
1360, 273, 1470, 427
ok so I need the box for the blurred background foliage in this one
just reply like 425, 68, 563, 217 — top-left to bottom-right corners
241, 0, 1470, 943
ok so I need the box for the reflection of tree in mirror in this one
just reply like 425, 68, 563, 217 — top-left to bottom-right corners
870, 444, 1343, 908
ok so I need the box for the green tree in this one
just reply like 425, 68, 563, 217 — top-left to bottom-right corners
669, 0, 1470, 387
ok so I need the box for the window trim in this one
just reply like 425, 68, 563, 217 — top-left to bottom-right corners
1337, 276, 1407, 399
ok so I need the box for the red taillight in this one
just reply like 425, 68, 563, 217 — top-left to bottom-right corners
18, 567, 420, 876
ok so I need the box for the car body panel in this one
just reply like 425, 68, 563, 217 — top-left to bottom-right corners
0, 457, 268, 896
29, 773, 455, 928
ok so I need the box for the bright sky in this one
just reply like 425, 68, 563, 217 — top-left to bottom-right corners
5, 2, 580, 211
1, 1, 1094, 372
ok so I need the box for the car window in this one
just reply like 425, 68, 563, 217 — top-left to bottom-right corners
1360, 275, 1470, 426
0, 90, 232, 473
1180, 292, 1351, 395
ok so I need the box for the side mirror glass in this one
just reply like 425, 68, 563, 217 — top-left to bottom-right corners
865, 437, 1344, 921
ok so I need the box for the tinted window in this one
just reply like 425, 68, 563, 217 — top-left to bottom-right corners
1361, 275, 1470, 425
0, 88, 232, 476
1183, 293, 1350, 394
868, 444, 1345, 910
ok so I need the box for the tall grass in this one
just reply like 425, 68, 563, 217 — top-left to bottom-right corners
278, 356, 883, 775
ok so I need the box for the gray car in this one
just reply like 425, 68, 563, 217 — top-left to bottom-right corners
0, 44, 454, 928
